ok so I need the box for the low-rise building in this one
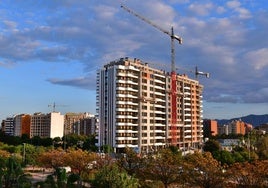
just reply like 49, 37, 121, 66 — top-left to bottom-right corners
218, 139, 241, 151
30, 112, 64, 138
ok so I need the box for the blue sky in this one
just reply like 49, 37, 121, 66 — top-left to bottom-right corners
0, 0, 267, 121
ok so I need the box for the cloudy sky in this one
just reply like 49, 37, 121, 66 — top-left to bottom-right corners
0, 0, 267, 121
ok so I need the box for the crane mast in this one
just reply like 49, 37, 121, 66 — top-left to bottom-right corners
121, 5, 182, 146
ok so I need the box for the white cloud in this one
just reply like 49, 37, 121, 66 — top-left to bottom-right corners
245, 48, 268, 70
226, 0, 241, 9
0, 0, 267, 106
3, 20, 17, 29
216, 6, 226, 14
244, 88, 268, 103
226, 0, 251, 19
188, 2, 214, 16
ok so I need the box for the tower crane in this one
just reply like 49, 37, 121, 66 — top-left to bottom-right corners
121, 5, 182, 72
121, 5, 182, 146
48, 102, 67, 112
195, 66, 210, 79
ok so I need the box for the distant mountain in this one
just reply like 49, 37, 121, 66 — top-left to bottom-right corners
216, 114, 268, 127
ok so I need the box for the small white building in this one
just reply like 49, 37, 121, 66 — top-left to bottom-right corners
218, 139, 240, 151
31, 112, 64, 138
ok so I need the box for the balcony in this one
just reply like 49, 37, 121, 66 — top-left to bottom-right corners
116, 137, 138, 141
117, 108, 138, 112
116, 115, 138, 119
116, 101, 138, 106
117, 72, 138, 78
184, 129, 192, 133
116, 129, 137, 133
116, 122, 137, 126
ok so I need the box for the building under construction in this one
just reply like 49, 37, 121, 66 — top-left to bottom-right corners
96, 57, 203, 153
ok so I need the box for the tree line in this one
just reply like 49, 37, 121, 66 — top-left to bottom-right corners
0, 132, 268, 187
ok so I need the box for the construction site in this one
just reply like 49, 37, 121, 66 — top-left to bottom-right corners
96, 5, 209, 154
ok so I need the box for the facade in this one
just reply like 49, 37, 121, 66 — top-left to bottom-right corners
14, 114, 31, 137
30, 112, 64, 138
2, 117, 15, 136
2, 112, 95, 138
96, 57, 203, 153
218, 124, 229, 135
218, 139, 240, 151
218, 120, 253, 135
64, 112, 96, 135
203, 119, 218, 137
230, 120, 252, 135
80, 115, 97, 135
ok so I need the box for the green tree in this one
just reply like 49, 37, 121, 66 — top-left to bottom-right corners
92, 164, 139, 188
0, 150, 10, 188
232, 151, 246, 163
63, 134, 87, 149
82, 135, 97, 151
117, 147, 144, 176
55, 167, 67, 188
53, 137, 62, 148
3, 156, 24, 188
255, 136, 268, 159
213, 150, 235, 165
203, 139, 221, 153
101, 144, 113, 153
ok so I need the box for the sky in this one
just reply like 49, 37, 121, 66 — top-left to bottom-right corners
0, 0, 268, 121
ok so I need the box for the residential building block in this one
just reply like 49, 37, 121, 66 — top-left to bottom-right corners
64, 112, 96, 135
30, 112, 64, 138
203, 119, 218, 137
96, 57, 204, 153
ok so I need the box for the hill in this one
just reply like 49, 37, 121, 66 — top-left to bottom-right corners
216, 114, 268, 127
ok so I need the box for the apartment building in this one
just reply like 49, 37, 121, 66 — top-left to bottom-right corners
96, 57, 203, 153
80, 115, 97, 135
1, 117, 15, 136
14, 114, 31, 137
30, 112, 64, 138
64, 112, 96, 135
230, 120, 253, 135
203, 119, 218, 137
218, 120, 253, 135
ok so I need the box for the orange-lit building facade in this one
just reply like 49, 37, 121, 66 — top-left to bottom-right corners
230, 120, 253, 135
203, 119, 218, 137
96, 57, 204, 153
14, 114, 31, 137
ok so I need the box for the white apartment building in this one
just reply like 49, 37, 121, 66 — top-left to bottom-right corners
30, 112, 64, 138
96, 57, 203, 153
